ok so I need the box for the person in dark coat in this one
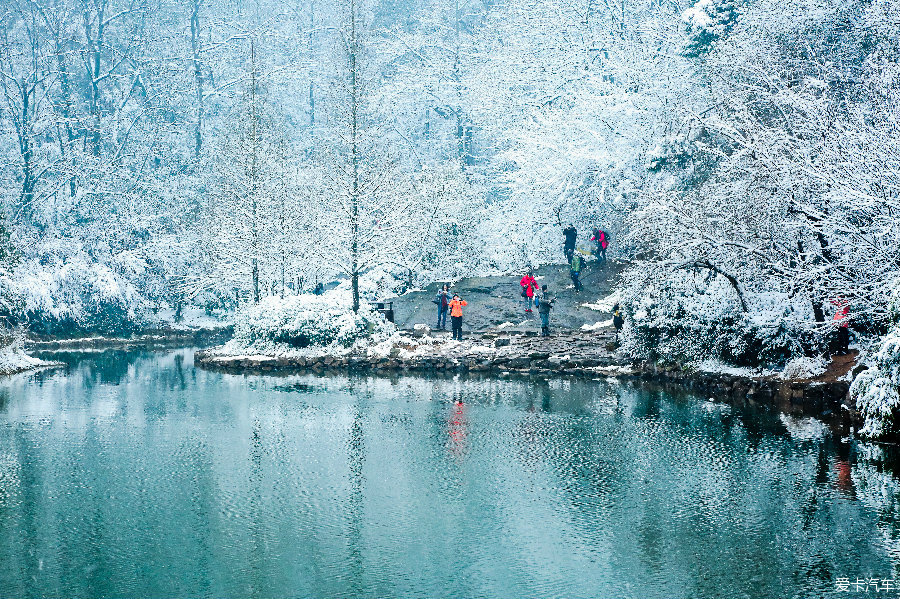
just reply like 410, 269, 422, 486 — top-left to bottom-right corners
537, 285, 554, 337
434, 284, 451, 330
563, 225, 577, 264
613, 303, 624, 343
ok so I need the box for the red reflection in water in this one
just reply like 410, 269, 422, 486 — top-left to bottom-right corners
448, 400, 467, 458
834, 459, 854, 495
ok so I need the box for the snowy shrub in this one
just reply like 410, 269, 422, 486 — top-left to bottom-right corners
626, 309, 816, 367
646, 129, 708, 172
851, 327, 900, 441
621, 274, 820, 368
6, 243, 152, 336
227, 290, 395, 353
782, 356, 827, 380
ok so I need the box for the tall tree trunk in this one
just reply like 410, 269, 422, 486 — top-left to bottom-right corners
250, 39, 260, 304
453, 0, 464, 164
20, 79, 34, 212
349, 0, 360, 313
83, 3, 105, 156
190, 0, 205, 163
308, 0, 315, 127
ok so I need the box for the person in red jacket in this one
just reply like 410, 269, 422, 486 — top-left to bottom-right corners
590, 228, 609, 265
831, 298, 850, 355
520, 270, 538, 313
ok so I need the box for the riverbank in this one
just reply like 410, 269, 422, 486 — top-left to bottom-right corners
195, 328, 859, 428
0, 338, 63, 375
26, 325, 233, 352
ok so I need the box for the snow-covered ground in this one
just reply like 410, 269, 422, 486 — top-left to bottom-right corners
696, 359, 777, 378
582, 291, 621, 313
0, 340, 60, 375
582, 319, 613, 331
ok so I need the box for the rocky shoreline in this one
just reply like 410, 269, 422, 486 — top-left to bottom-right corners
27, 326, 233, 352
194, 328, 858, 426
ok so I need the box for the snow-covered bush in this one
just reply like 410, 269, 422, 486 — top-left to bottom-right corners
224, 289, 395, 354
851, 327, 900, 441
6, 241, 152, 336
626, 309, 816, 367
782, 356, 827, 380
621, 273, 819, 368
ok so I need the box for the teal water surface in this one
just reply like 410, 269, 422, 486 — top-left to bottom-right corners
1, 348, 899, 599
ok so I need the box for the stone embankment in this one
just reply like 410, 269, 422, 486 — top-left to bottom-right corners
195, 328, 856, 423
639, 363, 854, 422
195, 329, 627, 375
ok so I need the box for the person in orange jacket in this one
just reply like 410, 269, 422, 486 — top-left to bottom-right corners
448, 293, 468, 341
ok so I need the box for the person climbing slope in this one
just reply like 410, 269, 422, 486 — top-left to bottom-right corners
613, 303, 624, 344
563, 225, 577, 264
590, 228, 609, 266
570, 252, 584, 292
520, 270, 539, 313
448, 293, 468, 341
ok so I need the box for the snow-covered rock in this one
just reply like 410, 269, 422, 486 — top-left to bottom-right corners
781, 356, 827, 380
582, 290, 621, 312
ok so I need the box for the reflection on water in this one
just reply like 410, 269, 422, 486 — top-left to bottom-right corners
1, 348, 899, 598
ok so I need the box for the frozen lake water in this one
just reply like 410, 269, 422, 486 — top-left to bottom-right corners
0, 348, 897, 598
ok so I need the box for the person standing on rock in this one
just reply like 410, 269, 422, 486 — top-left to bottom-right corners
434, 284, 451, 330
538, 285, 554, 337
520, 270, 539, 313
613, 303, 624, 344
563, 225, 577, 264
449, 293, 467, 341
570, 252, 584, 292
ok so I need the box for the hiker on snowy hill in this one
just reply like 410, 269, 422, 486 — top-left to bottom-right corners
591, 229, 609, 265
537, 285, 554, 337
563, 225, 577, 264
520, 270, 539, 313
613, 303, 624, 343
433, 284, 451, 330
570, 252, 584, 292
449, 293, 467, 341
